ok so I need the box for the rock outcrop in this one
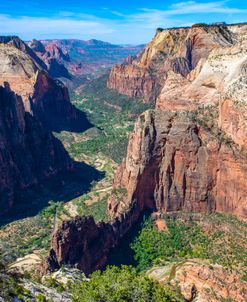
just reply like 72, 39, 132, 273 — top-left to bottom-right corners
156, 34, 247, 111
108, 110, 247, 219
45, 205, 141, 275
29, 40, 71, 79
0, 83, 71, 215
0, 36, 91, 132
108, 24, 235, 102
148, 260, 247, 302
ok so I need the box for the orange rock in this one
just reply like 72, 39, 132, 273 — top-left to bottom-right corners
108, 25, 235, 103
148, 260, 247, 302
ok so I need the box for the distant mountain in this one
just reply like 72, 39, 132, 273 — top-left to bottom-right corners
28, 39, 144, 86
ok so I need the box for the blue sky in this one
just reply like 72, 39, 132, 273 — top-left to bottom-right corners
0, 1, 246, 44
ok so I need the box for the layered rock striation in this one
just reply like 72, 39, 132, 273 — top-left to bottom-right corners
108, 24, 235, 102
108, 110, 247, 219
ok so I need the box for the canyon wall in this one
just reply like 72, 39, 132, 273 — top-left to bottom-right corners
108, 110, 247, 219
0, 36, 91, 132
107, 25, 235, 102
0, 83, 72, 214
0, 36, 92, 215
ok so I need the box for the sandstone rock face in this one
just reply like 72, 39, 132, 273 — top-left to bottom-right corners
157, 41, 247, 110
0, 36, 90, 131
217, 42, 247, 150
108, 25, 234, 102
108, 110, 247, 220
148, 260, 247, 302
46, 216, 116, 275
46, 206, 141, 275
29, 40, 71, 79
219, 98, 247, 151
0, 84, 71, 214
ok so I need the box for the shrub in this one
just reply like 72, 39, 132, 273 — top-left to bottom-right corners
72, 265, 184, 302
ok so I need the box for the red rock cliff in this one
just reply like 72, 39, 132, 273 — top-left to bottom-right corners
108, 110, 247, 219
107, 25, 234, 103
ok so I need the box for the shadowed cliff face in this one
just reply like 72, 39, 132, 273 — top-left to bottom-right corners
0, 37, 96, 217
0, 84, 71, 215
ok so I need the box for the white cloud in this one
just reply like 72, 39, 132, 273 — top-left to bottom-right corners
0, 14, 115, 40
168, 1, 246, 14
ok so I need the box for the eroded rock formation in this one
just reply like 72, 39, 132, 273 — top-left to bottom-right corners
108, 110, 247, 219
108, 24, 235, 102
45, 206, 141, 274
0, 36, 91, 132
148, 260, 247, 302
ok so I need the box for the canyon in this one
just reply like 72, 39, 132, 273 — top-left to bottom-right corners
47, 23, 247, 280
1, 22, 247, 302
28, 38, 143, 89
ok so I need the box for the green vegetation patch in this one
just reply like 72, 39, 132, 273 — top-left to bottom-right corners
131, 214, 247, 280
72, 265, 184, 302
131, 218, 209, 271
68, 74, 153, 164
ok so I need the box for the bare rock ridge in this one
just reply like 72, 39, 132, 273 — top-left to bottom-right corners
0, 36, 91, 132
0, 83, 72, 215
47, 23, 247, 275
